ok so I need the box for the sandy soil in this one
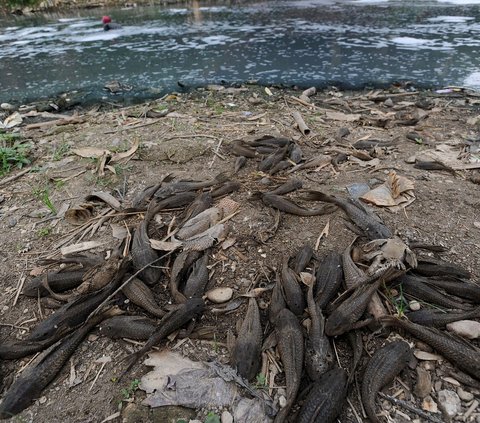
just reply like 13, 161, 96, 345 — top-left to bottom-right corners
1, 84, 480, 423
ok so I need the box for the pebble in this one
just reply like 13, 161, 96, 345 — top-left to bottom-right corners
457, 386, 474, 402
446, 320, 480, 340
438, 390, 461, 417
39, 396, 47, 404
422, 395, 438, 413
384, 98, 394, 107
405, 155, 416, 164
434, 380, 442, 392
414, 350, 442, 361
409, 300, 421, 311
221, 411, 233, 423
7, 217, 17, 228
206, 287, 233, 303
0, 102, 15, 111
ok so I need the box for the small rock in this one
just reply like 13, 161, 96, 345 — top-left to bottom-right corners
442, 377, 461, 387
7, 217, 17, 228
457, 386, 474, 402
38, 396, 47, 404
446, 320, 480, 340
414, 350, 442, 361
422, 395, 438, 413
278, 395, 287, 408
438, 390, 461, 417
337, 127, 350, 138
221, 410, 233, 423
405, 155, 416, 164
434, 380, 442, 392
384, 98, 394, 107
0, 102, 15, 111
409, 300, 421, 311
206, 287, 233, 303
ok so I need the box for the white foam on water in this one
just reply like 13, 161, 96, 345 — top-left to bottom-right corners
437, 0, 480, 4
428, 16, 475, 23
464, 71, 480, 87
392, 36, 430, 46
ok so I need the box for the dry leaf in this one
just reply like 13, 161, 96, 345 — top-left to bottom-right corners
325, 111, 361, 122
72, 147, 110, 158
60, 240, 104, 256
2, 112, 22, 129
110, 139, 140, 163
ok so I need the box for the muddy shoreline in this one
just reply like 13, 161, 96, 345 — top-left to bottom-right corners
1, 85, 480, 422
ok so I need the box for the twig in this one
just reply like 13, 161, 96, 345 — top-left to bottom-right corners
378, 392, 444, 423
0, 167, 32, 187
89, 360, 108, 392
165, 134, 220, 141
103, 119, 165, 134
346, 398, 362, 423
209, 138, 223, 168
86, 251, 175, 320
13, 273, 26, 306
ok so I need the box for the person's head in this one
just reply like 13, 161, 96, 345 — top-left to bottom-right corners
102, 16, 112, 24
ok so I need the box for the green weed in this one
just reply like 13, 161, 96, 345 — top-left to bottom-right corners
121, 379, 140, 400
255, 373, 267, 389
51, 141, 70, 161
32, 187, 56, 214
0, 134, 31, 176
36, 227, 51, 238
204, 412, 220, 423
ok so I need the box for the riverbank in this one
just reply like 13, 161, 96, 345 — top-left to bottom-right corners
1, 85, 480, 422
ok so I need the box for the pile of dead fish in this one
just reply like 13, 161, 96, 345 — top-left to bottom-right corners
1, 134, 480, 423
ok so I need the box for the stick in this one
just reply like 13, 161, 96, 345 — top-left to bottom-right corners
24, 116, 85, 130
86, 251, 174, 320
13, 273, 26, 306
0, 167, 31, 187
292, 111, 311, 135
378, 392, 444, 423
208, 138, 223, 169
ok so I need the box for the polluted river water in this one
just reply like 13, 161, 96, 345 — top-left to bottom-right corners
1, 0, 480, 104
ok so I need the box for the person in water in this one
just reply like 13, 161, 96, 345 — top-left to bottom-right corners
102, 16, 122, 31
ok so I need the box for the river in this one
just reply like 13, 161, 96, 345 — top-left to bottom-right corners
1, 0, 480, 104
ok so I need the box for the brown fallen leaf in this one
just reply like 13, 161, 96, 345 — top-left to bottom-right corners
72, 147, 110, 158
110, 138, 140, 164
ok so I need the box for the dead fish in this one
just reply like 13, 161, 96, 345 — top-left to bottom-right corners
0, 308, 121, 419
268, 179, 303, 196
301, 273, 334, 380
314, 252, 343, 310
131, 217, 161, 286
177, 207, 222, 240
292, 244, 314, 274
23, 270, 85, 297
287, 155, 332, 173
406, 307, 480, 328
122, 298, 205, 376
398, 274, 473, 311
380, 316, 480, 380
234, 156, 247, 173
170, 250, 201, 303
325, 279, 382, 337
229, 140, 257, 158
414, 160, 456, 175
361, 340, 412, 423
250, 136, 291, 148
259, 145, 289, 172
229, 298, 263, 380
178, 192, 213, 225
269, 160, 292, 175
269, 277, 287, 324
210, 181, 241, 198
154, 173, 228, 200
260, 192, 337, 217
274, 308, 304, 423
280, 261, 306, 315
297, 367, 348, 423
122, 276, 166, 318
183, 253, 209, 299
289, 144, 303, 164
419, 278, 480, 303
304, 191, 392, 240
414, 258, 470, 279
99, 315, 157, 340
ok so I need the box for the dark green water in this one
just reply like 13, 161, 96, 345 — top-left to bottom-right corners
1, 0, 480, 104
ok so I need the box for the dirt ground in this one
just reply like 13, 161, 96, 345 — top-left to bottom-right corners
1, 84, 480, 423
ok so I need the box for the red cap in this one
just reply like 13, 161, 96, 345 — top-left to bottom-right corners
102, 16, 112, 24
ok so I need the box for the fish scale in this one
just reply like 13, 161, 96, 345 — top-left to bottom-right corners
298, 367, 348, 423
361, 340, 412, 423
274, 308, 304, 423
